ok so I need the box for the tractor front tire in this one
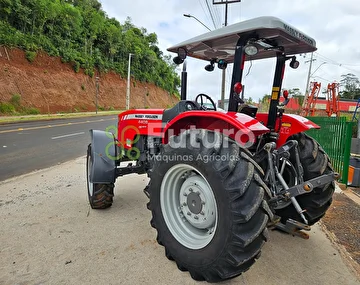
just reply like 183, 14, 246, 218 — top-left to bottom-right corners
275, 133, 335, 225
148, 130, 271, 282
86, 144, 114, 209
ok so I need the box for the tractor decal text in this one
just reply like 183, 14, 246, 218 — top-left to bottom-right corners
123, 114, 163, 120
283, 24, 315, 46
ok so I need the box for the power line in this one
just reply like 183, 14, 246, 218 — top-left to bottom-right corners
311, 75, 332, 83
211, 2, 222, 27
204, 0, 217, 29
198, 0, 212, 29
315, 52, 360, 67
315, 52, 360, 74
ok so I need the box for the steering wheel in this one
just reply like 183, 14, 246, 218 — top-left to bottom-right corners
195, 93, 217, 111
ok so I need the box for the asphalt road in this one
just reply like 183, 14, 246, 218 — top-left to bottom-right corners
0, 115, 118, 181
0, 157, 359, 285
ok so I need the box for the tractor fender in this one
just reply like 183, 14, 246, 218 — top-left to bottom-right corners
256, 113, 320, 147
277, 114, 320, 146
89, 129, 117, 184
162, 111, 269, 148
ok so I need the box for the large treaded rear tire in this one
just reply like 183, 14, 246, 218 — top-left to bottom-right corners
148, 130, 271, 282
87, 144, 114, 209
275, 133, 335, 225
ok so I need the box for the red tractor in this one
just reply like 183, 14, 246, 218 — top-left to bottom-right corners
87, 16, 337, 282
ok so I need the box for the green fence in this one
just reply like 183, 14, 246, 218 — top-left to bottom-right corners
305, 117, 354, 184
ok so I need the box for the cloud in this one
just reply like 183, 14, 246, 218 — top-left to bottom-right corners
99, 0, 360, 103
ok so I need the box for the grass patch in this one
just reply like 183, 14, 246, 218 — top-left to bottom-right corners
25, 51, 37, 63
0, 94, 40, 115
24, 107, 40, 115
10, 93, 21, 107
0, 102, 16, 114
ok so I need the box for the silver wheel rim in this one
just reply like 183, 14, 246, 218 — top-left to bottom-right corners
160, 164, 218, 250
87, 154, 94, 196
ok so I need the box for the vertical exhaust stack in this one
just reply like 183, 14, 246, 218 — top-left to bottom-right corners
181, 61, 187, 101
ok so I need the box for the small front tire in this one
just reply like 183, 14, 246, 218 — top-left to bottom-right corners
87, 144, 114, 209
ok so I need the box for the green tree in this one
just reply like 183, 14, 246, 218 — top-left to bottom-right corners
288, 88, 304, 107
0, 0, 180, 96
340, 73, 360, 99
259, 94, 270, 112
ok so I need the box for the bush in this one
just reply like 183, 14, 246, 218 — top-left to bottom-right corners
73, 61, 80, 73
10, 94, 21, 106
85, 68, 94, 77
25, 107, 40, 115
0, 102, 15, 114
25, 51, 37, 63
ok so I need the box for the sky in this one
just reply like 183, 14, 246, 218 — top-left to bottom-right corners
100, 0, 360, 103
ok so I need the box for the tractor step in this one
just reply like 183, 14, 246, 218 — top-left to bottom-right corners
275, 218, 311, 239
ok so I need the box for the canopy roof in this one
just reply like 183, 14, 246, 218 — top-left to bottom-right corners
167, 16, 316, 62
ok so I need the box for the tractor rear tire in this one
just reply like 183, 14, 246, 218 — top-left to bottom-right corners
87, 144, 114, 209
275, 133, 335, 225
148, 130, 271, 282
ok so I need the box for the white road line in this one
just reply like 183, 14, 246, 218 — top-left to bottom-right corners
51, 132, 85, 140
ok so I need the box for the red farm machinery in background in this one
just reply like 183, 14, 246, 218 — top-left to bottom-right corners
302, 81, 340, 117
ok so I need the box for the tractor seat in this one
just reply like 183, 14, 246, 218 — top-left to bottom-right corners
162, 100, 200, 124
238, 104, 258, 117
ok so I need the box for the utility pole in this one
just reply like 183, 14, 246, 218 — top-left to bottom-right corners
304, 53, 316, 98
213, 0, 241, 109
126, 53, 133, 110
144, 86, 148, 108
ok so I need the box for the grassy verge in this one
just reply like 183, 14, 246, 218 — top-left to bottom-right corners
0, 94, 124, 123
0, 110, 123, 124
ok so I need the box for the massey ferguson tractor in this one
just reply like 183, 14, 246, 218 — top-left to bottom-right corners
86, 16, 337, 282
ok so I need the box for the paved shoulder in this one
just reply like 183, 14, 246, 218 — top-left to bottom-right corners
0, 158, 359, 285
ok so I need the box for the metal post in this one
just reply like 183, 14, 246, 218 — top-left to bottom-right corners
225, 1, 228, 26
342, 121, 354, 185
220, 70, 226, 108
126, 53, 133, 110
304, 52, 315, 97
181, 61, 187, 101
221, 1, 228, 109
144, 86, 148, 108
95, 76, 99, 114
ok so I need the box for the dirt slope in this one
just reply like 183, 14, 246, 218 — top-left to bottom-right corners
0, 47, 178, 113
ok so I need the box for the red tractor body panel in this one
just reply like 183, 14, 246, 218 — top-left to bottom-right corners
256, 113, 320, 147
118, 110, 319, 149
118, 109, 164, 148
162, 111, 269, 147
118, 109, 270, 148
